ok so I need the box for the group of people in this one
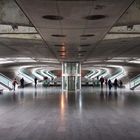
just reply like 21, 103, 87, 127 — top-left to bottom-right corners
93, 76, 123, 90
12, 77, 25, 91
12, 77, 38, 91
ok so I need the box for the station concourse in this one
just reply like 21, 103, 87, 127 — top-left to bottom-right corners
0, 0, 140, 140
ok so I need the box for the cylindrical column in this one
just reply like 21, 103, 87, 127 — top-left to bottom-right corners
62, 62, 81, 91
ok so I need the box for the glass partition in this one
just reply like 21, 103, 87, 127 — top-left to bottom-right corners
62, 62, 81, 91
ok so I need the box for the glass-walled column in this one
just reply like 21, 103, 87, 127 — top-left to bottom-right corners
62, 62, 81, 91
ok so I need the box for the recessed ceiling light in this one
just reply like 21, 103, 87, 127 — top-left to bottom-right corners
42, 15, 63, 20
80, 34, 94, 37
57, 50, 66, 52
52, 34, 66, 37
80, 44, 91, 47
84, 15, 106, 20
54, 44, 64, 47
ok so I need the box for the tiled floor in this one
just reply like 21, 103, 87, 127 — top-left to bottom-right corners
0, 86, 140, 140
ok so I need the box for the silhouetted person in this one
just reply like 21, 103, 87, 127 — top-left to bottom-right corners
108, 79, 112, 91
34, 77, 38, 88
20, 78, 24, 88
114, 79, 118, 90
12, 78, 18, 91
100, 76, 104, 89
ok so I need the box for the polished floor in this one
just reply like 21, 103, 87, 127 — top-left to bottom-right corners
0, 86, 140, 140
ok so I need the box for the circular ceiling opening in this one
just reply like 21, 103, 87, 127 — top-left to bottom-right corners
54, 44, 64, 47
52, 34, 66, 37
57, 50, 66, 52
80, 44, 91, 47
42, 15, 63, 20
80, 34, 94, 37
84, 15, 106, 20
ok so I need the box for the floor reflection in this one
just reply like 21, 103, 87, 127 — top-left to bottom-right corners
20, 90, 24, 99
0, 87, 140, 109
0, 87, 140, 140
34, 89, 37, 98
99, 90, 118, 102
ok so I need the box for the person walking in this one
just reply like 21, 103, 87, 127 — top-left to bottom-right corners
100, 76, 104, 89
108, 79, 112, 91
34, 77, 38, 88
114, 79, 118, 90
20, 78, 24, 88
12, 78, 18, 91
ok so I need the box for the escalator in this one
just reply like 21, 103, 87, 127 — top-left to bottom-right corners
0, 73, 13, 91
130, 74, 140, 90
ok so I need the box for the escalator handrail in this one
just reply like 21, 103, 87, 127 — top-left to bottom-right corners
0, 73, 12, 82
130, 74, 140, 89
0, 81, 13, 90
130, 74, 140, 82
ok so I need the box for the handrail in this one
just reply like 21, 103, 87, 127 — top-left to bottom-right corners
130, 74, 140, 82
32, 69, 44, 80
87, 70, 98, 79
84, 71, 93, 78
0, 73, 13, 90
84, 69, 96, 79
109, 67, 125, 81
130, 74, 140, 90
44, 71, 56, 79
97, 69, 107, 78
0, 73, 12, 82
18, 68, 34, 82
90, 69, 103, 79
48, 71, 57, 79
85, 69, 108, 80
40, 70, 52, 80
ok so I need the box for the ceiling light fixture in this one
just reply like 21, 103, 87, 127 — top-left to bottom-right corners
80, 34, 94, 37
80, 44, 91, 47
52, 34, 66, 37
84, 15, 106, 20
54, 44, 65, 47
42, 15, 63, 20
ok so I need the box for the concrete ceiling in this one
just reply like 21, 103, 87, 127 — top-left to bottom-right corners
0, 0, 140, 65
0, 37, 54, 58
15, 0, 135, 61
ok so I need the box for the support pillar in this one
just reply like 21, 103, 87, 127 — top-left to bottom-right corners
62, 62, 81, 91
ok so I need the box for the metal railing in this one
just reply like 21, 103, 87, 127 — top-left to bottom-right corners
130, 74, 140, 90
0, 73, 13, 90
18, 68, 34, 82
109, 67, 125, 81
